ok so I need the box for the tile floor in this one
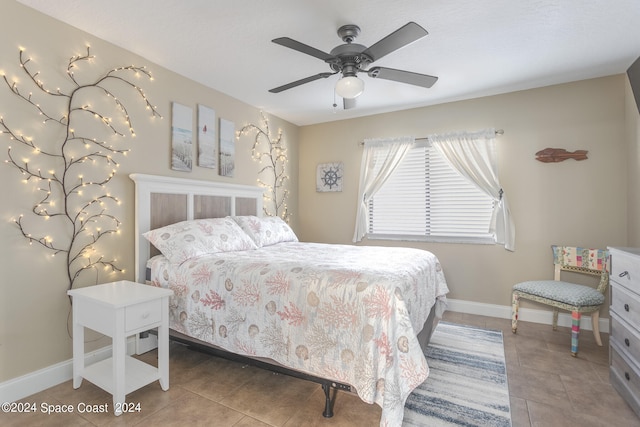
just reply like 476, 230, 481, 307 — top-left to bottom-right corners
4, 312, 640, 426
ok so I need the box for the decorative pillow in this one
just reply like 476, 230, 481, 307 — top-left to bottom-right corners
143, 217, 257, 264
231, 215, 298, 247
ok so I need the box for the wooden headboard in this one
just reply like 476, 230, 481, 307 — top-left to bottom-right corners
130, 173, 264, 283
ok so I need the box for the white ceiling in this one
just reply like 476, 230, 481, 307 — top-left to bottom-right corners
16, 0, 640, 126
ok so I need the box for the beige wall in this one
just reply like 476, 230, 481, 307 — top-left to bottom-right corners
0, 1, 299, 382
298, 76, 628, 308
626, 76, 640, 246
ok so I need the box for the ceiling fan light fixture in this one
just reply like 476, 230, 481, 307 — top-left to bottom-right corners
335, 76, 364, 99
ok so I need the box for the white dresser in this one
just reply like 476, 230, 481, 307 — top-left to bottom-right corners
609, 247, 640, 418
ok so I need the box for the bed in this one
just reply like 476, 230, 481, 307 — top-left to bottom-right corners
130, 173, 449, 426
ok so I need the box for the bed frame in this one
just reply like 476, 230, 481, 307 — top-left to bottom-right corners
130, 173, 353, 417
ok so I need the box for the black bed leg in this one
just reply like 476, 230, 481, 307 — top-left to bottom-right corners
322, 383, 334, 418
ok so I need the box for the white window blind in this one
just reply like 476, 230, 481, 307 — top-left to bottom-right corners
368, 143, 494, 242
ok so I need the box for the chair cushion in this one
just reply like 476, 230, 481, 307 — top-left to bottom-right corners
513, 280, 605, 307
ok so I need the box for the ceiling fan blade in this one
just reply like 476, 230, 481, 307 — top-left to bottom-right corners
368, 67, 438, 88
269, 72, 334, 93
362, 22, 428, 62
272, 37, 334, 61
343, 97, 357, 109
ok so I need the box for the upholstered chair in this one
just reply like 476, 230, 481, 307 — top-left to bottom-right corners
511, 246, 609, 356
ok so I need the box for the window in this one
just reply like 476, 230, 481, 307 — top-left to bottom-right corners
367, 142, 495, 243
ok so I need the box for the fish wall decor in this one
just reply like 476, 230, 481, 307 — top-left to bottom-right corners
535, 148, 588, 163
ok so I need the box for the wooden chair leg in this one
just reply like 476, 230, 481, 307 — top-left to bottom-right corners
552, 309, 559, 331
591, 310, 602, 346
571, 311, 581, 356
511, 293, 519, 333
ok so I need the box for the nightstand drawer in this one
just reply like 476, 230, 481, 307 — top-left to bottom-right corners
126, 299, 161, 332
611, 313, 640, 359
611, 283, 640, 326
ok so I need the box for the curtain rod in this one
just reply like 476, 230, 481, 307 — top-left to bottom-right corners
359, 129, 504, 145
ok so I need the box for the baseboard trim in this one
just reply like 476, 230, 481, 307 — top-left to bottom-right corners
0, 337, 136, 404
446, 298, 610, 333
1, 300, 610, 403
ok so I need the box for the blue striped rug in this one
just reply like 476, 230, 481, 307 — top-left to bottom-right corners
403, 322, 512, 426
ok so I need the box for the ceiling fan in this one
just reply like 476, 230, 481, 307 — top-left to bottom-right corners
269, 22, 438, 109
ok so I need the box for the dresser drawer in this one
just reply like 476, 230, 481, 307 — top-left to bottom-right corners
611, 313, 640, 360
611, 283, 640, 326
610, 248, 640, 294
611, 343, 640, 409
126, 299, 162, 332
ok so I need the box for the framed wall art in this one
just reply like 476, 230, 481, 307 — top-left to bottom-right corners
171, 102, 193, 172
316, 162, 344, 192
197, 104, 217, 170
219, 118, 235, 177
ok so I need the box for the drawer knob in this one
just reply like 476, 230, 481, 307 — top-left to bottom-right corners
625, 372, 631, 381
142, 312, 150, 319
625, 304, 630, 312
619, 271, 630, 279
625, 338, 630, 347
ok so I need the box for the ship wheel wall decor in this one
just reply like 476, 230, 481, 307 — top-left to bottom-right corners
316, 162, 344, 192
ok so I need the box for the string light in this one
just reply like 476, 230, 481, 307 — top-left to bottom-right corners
1, 46, 159, 292
238, 111, 291, 222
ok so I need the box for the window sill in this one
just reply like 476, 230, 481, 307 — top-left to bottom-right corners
365, 234, 496, 245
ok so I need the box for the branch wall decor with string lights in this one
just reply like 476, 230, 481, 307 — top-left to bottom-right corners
0, 46, 161, 294
239, 112, 291, 222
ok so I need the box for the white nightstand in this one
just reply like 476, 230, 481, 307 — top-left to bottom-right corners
67, 280, 173, 415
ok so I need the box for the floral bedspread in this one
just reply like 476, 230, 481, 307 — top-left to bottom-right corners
147, 242, 448, 426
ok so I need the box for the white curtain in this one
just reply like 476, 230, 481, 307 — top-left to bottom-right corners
428, 128, 516, 251
352, 136, 414, 242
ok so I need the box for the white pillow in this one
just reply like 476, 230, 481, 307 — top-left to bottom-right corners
143, 217, 257, 264
231, 215, 298, 247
